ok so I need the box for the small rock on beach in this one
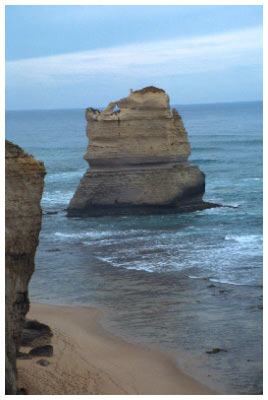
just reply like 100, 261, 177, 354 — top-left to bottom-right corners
29, 345, 53, 357
36, 359, 50, 367
206, 348, 227, 354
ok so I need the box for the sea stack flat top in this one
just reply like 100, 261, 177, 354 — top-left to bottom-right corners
84, 86, 190, 168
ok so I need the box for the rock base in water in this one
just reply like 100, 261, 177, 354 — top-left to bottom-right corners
68, 200, 220, 217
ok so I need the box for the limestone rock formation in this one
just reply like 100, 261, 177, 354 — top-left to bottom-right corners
68, 86, 215, 217
5, 141, 45, 394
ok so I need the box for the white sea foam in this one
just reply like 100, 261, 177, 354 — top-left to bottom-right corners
225, 234, 262, 244
54, 229, 148, 242
209, 278, 245, 286
222, 202, 241, 207
46, 170, 85, 182
199, 207, 228, 215
42, 190, 74, 205
96, 255, 171, 273
243, 177, 262, 181
82, 239, 113, 246
54, 231, 116, 241
187, 275, 210, 280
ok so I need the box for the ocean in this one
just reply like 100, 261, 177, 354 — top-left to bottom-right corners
6, 101, 263, 394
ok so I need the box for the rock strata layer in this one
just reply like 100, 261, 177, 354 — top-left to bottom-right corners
5, 141, 45, 394
68, 87, 216, 217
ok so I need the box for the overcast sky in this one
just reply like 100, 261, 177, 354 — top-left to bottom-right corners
5, 5, 263, 110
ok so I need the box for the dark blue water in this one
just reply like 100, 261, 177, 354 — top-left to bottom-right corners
6, 102, 263, 394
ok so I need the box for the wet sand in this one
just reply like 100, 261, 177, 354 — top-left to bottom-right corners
17, 302, 217, 395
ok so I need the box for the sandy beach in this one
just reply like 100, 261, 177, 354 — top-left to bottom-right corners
17, 302, 217, 395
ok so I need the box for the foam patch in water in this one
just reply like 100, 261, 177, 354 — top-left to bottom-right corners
209, 278, 246, 286
225, 234, 262, 244
42, 191, 74, 205
53, 229, 149, 242
46, 170, 85, 182
54, 230, 115, 240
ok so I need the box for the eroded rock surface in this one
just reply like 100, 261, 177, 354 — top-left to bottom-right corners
5, 141, 45, 394
68, 86, 217, 216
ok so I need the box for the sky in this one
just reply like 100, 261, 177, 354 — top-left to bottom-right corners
5, 4, 263, 110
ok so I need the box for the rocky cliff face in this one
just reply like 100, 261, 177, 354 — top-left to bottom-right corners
5, 141, 45, 394
68, 86, 215, 217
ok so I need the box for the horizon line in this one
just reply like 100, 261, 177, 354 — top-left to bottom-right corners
5, 99, 263, 113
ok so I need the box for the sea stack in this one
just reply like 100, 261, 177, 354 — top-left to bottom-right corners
5, 141, 45, 394
68, 86, 213, 217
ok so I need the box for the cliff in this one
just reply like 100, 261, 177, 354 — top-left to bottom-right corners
67, 86, 216, 217
5, 141, 46, 394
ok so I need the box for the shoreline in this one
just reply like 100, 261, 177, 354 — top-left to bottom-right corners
17, 302, 217, 395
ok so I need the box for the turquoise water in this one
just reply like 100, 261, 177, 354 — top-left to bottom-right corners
6, 101, 263, 394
